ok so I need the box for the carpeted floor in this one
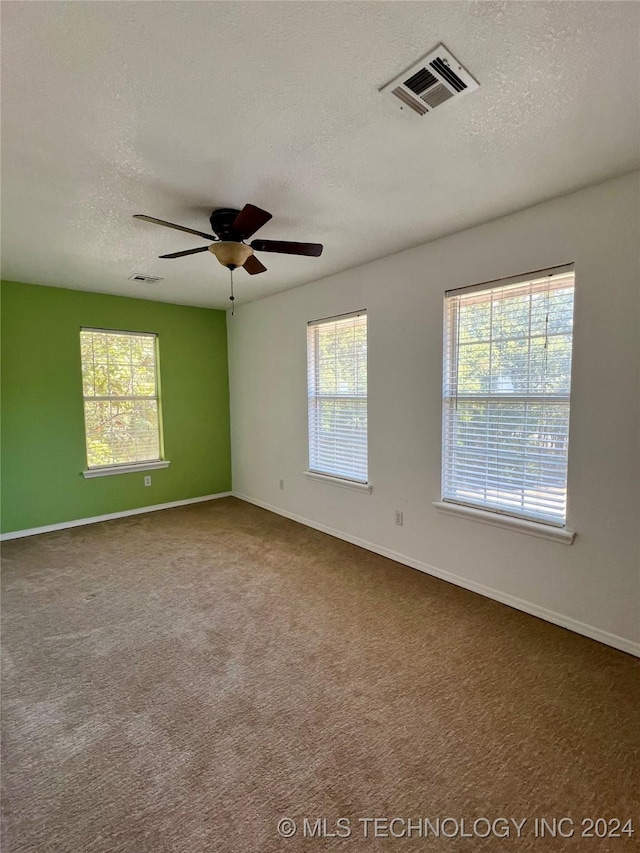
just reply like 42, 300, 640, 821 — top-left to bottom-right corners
1, 497, 639, 852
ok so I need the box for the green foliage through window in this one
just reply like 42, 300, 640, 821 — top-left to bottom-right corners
443, 269, 575, 525
80, 329, 161, 468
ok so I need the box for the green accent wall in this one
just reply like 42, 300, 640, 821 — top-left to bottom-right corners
1, 281, 231, 534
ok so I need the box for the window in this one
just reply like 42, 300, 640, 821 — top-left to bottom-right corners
307, 311, 368, 483
442, 266, 575, 527
80, 328, 162, 470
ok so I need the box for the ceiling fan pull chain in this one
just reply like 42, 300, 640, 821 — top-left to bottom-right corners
229, 267, 235, 316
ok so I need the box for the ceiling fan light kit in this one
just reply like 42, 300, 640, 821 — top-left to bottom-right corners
133, 203, 323, 312
209, 241, 253, 269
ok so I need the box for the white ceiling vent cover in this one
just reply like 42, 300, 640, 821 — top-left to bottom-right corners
381, 44, 478, 117
128, 273, 163, 284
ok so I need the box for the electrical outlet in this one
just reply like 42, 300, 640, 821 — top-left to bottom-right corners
279, 479, 284, 490
395, 510, 403, 526
144, 476, 152, 487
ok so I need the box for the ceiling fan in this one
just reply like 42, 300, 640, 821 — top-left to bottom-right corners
133, 204, 323, 276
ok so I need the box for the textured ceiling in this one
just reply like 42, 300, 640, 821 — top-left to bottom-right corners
2, 1, 639, 309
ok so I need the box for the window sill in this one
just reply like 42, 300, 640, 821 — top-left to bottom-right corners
432, 501, 575, 544
304, 470, 372, 494
82, 461, 171, 479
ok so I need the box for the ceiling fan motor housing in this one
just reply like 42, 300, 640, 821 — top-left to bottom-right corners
209, 208, 244, 241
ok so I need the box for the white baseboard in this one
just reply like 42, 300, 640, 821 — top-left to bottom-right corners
233, 492, 640, 659
0, 492, 233, 541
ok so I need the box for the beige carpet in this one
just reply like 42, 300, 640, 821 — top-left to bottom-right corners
2, 497, 639, 852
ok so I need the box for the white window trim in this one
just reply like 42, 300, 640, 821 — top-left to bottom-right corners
81, 327, 164, 471
449, 262, 575, 296
304, 470, 372, 493
441, 263, 575, 529
307, 309, 368, 484
82, 460, 171, 479
433, 500, 575, 544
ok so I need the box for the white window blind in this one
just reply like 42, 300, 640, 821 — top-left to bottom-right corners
80, 328, 162, 469
442, 267, 575, 526
307, 311, 368, 483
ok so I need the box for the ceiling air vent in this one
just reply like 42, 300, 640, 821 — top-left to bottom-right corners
128, 273, 163, 284
380, 44, 478, 117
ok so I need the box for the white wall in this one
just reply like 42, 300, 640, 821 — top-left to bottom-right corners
228, 172, 640, 655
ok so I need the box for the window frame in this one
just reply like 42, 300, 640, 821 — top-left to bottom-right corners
440, 264, 575, 532
79, 327, 169, 477
306, 310, 369, 487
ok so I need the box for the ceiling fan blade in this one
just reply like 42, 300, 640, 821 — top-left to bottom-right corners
159, 246, 211, 259
250, 239, 323, 257
243, 254, 267, 275
232, 204, 273, 239
133, 214, 218, 241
